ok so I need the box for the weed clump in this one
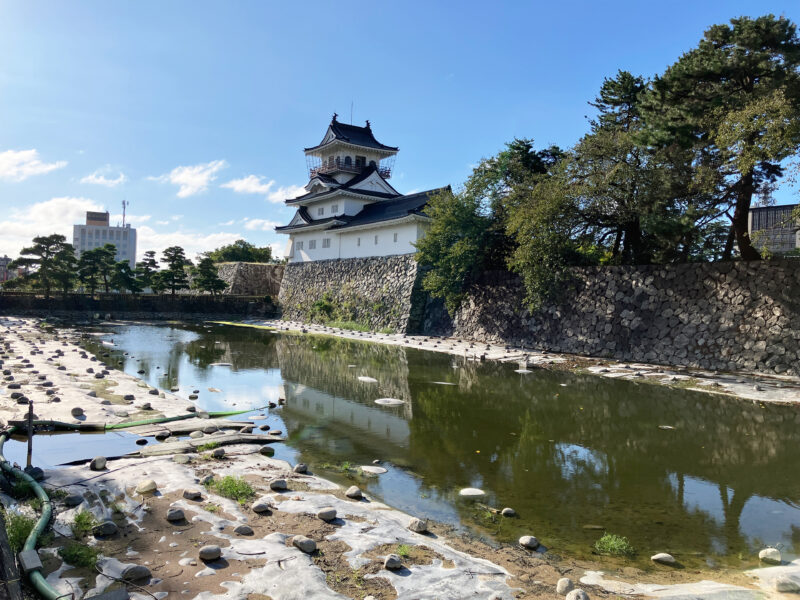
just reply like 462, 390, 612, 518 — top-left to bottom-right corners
59, 541, 99, 568
3, 511, 36, 553
594, 532, 636, 557
71, 510, 98, 538
206, 476, 255, 504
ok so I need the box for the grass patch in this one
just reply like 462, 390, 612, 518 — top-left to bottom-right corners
378, 327, 394, 334
205, 503, 219, 513
3, 511, 36, 553
396, 544, 411, 558
59, 541, 99, 569
594, 532, 636, 557
320, 461, 355, 474
325, 320, 371, 332
197, 441, 220, 452
206, 476, 255, 504
11, 480, 34, 499
71, 510, 97, 538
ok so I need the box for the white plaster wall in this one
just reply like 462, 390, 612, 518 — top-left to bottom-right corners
287, 231, 339, 263
338, 222, 419, 259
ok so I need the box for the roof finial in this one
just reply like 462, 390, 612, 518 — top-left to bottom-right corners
365, 119, 371, 130
332, 112, 338, 123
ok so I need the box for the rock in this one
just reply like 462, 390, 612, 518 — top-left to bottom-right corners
135, 479, 157, 494
70, 407, 84, 417
154, 431, 171, 441
556, 578, 574, 595
173, 455, 191, 464
317, 507, 337, 521
123, 394, 135, 401
24, 466, 44, 481
519, 535, 540, 550
234, 524, 254, 536
186, 406, 196, 412
345, 486, 362, 499
122, 564, 151, 581
269, 479, 287, 491
458, 487, 485, 497
189, 430, 204, 439
239, 426, 254, 434
252, 500, 272, 513
408, 517, 428, 533
292, 535, 316, 554
566, 590, 589, 600
203, 426, 219, 434
501, 507, 516, 517
166, 507, 185, 522
99, 399, 111, 405
140, 402, 152, 410
189, 394, 198, 400
774, 576, 800, 593
92, 521, 118, 537
148, 389, 159, 395
183, 489, 202, 501
292, 463, 307, 474
651, 552, 676, 565
199, 545, 222, 561
89, 456, 107, 471
64, 494, 84, 507
384, 554, 402, 570
113, 409, 129, 417
135, 438, 148, 446
759, 547, 782, 564
259, 445, 275, 456
211, 448, 225, 459
268, 429, 282, 436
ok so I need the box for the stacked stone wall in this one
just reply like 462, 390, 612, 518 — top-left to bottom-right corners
440, 260, 800, 375
217, 262, 284, 297
278, 255, 421, 332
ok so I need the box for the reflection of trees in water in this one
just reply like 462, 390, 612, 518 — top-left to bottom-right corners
182, 325, 279, 370
406, 363, 800, 555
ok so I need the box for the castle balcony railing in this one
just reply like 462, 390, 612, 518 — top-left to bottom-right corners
309, 161, 392, 179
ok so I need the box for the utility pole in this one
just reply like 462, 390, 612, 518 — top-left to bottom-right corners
122, 199, 129, 227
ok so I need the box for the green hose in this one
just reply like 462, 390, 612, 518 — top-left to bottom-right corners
0, 407, 259, 600
21, 408, 257, 432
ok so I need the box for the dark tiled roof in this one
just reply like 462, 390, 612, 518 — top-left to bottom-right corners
275, 212, 347, 232
287, 165, 400, 204
304, 117, 399, 153
331, 187, 448, 230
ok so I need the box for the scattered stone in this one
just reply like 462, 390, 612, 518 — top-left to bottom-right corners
759, 547, 782, 564
360, 465, 387, 475
99, 399, 111, 405
651, 552, 676, 565
345, 486, 362, 499
203, 426, 219, 434
123, 394, 135, 401
92, 521, 118, 537
211, 448, 225, 459
234, 524, 254, 536
775, 576, 800, 594
239, 426, 254, 434
519, 535, 540, 550
501, 507, 516, 517
166, 507, 185, 522
317, 507, 337, 521
24, 466, 44, 481
384, 554, 402, 570
135, 439, 148, 446
566, 590, 589, 600
64, 494, 84, 507
252, 500, 272, 513
189, 431, 204, 439
148, 389, 159, 395
135, 479, 158, 494
292, 535, 316, 554
186, 406, 196, 413
199, 545, 222, 561
408, 517, 428, 533
458, 487, 485, 497
293, 463, 307, 474
70, 407, 84, 417
189, 394, 198, 400
173, 455, 191, 464
183, 489, 202, 501
89, 456, 107, 471
140, 402, 152, 410
556, 578, 574, 595
268, 429, 282, 435
122, 564, 151, 581
269, 479, 287, 491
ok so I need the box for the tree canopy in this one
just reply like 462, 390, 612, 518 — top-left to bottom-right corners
204, 239, 274, 263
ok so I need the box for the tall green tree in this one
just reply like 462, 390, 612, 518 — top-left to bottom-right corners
192, 257, 228, 296
111, 261, 143, 293
135, 250, 160, 291
643, 15, 800, 260
95, 244, 117, 293
204, 239, 273, 263
51, 246, 78, 298
160, 246, 193, 295
78, 251, 102, 295
9, 234, 73, 299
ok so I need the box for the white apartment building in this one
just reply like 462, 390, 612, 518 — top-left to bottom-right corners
73, 211, 137, 268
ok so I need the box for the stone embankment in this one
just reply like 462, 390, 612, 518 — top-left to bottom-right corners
216, 262, 284, 296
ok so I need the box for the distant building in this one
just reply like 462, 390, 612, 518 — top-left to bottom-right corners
73, 211, 137, 268
0, 255, 15, 282
276, 114, 447, 262
749, 204, 799, 255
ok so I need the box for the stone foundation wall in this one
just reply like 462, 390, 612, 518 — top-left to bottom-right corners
442, 261, 800, 375
278, 255, 422, 332
216, 262, 284, 297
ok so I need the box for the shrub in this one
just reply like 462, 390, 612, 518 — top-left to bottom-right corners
71, 510, 97, 538
59, 541, 99, 568
594, 533, 635, 557
3, 511, 36, 553
207, 476, 255, 504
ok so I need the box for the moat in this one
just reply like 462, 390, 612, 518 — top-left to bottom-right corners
71, 321, 800, 570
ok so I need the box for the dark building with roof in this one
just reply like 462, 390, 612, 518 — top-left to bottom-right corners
749, 203, 799, 255
276, 115, 446, 262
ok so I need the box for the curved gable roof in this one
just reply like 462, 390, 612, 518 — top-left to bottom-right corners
304, 117, 398, 153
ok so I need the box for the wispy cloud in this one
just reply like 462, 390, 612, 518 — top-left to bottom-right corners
150, 160, 227, 198
81, 167, 127, 187
155, 220, 170, 226
136, 226, 242, 262
0, 149, 67, 182
221, 174, 304, 204
243, 218, 280, 231
218, 219, 235, 226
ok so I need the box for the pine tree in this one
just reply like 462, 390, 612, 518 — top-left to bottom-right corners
160, 246, 193, 295
9, 234, 73, 299
135, 250, 160, 291
192, 258, 228, 296
111, 261, 143, 293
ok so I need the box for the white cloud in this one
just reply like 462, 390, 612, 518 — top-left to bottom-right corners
150, 160, 227, 198
0, 149, 67, 182
136, 226, 242, 262
170, 215, 182, 221
243, 218, 280, 231
269, 241, 285, 259
0, 197, 102, 258
81, 168, 127, 187
155, 220, 170, 226
221, 174, 304, 204
218, 219, 235, 226
109, 213, 150, 225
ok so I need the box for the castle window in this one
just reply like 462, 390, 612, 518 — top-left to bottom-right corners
331, 204, 338, 213
374, 235, 378, 245
357, 237, 361, 247
296, 241, 304, 250
308, 239, 316, 250
393, 232, 398, 242
322, 238, 331, 249
355, 156, 366, 168
344, 156, 352, 167
317, 207, 324, 216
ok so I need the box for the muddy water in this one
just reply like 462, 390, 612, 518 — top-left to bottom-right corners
76, 321, 800, 569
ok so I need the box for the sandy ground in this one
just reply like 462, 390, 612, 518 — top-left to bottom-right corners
0, 316, 798, 600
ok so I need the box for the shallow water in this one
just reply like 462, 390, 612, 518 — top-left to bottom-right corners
73, 322, 800, 568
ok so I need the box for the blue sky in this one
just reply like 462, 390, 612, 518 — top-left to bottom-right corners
1, 1, 798, 261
